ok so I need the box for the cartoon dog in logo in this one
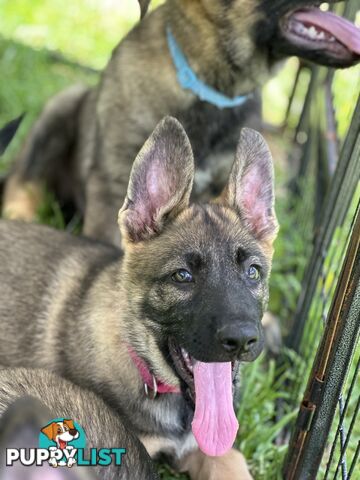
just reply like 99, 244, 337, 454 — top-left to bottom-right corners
41, 420, 79, 468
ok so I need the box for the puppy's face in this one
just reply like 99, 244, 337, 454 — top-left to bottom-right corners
126, 203, 272, 364
119, 118, 278, 369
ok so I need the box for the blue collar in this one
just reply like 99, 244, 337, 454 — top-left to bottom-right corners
166, 28, 251, 110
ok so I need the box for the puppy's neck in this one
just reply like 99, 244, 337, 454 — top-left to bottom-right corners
166, 0, 268, 96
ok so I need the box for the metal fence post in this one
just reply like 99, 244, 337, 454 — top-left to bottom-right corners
283, 205, 360, 479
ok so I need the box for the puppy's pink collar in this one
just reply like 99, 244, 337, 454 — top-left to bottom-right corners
127, 346, 180, 395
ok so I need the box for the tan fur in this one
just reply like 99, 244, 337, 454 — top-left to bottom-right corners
181, 447, 253, 480
2, 176, 44, 221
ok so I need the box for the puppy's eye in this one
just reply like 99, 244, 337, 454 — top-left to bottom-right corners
246, 265, 261, 281
172, 269, 193, 283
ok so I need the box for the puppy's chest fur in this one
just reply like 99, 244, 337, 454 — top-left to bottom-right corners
135, 393, 199, 462
175, 94, 261, 170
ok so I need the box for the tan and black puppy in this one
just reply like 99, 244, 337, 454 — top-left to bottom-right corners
0, 118, 278, 478
3, 0, 359, 243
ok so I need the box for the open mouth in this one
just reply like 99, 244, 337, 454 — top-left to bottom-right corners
168, 339, 239, 400
169, 341, 195, 400
280, 5, 360, 65
169, 339, 239, 457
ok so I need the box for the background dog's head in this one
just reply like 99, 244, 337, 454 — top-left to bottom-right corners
119, 117, 278, 369
141, 1, 360, 69
201, 0, 359, 68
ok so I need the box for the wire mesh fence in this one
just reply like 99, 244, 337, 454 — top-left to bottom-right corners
286, 95, 360, 403
283, 202, 359, 479
279, 1, 360, 475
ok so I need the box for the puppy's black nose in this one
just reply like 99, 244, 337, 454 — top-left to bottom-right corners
69, 429, 78, 436
217, 324, 258, 355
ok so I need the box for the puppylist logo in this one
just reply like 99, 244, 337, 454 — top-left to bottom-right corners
6, 418, 126, 469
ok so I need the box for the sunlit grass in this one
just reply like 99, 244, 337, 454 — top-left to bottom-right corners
0, 38, 98, 174
0, 0, 164, 69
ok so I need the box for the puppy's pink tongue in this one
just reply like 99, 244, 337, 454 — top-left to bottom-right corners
191, 361, 238, 456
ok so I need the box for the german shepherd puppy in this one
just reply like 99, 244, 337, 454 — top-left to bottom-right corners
3, 0, 359, 243
0, 118, 278, 479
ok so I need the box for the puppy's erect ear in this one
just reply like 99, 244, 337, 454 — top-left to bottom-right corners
221, 128, 278, 243
41, 422, 56, 441
119, 116, 194, 243
138, 0, 151, 19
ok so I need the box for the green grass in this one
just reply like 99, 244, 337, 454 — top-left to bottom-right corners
0, 0, 163, 69
236, 350, 302, 479
0, 37, 97, 174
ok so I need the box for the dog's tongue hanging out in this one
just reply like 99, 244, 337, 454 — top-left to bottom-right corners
289, 8, 360, 56
192, 361, 238, 456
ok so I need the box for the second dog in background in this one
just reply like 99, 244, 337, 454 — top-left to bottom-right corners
3, 0, 360, 243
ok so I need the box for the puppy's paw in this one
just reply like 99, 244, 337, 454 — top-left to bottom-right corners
181, 447, 253, 480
